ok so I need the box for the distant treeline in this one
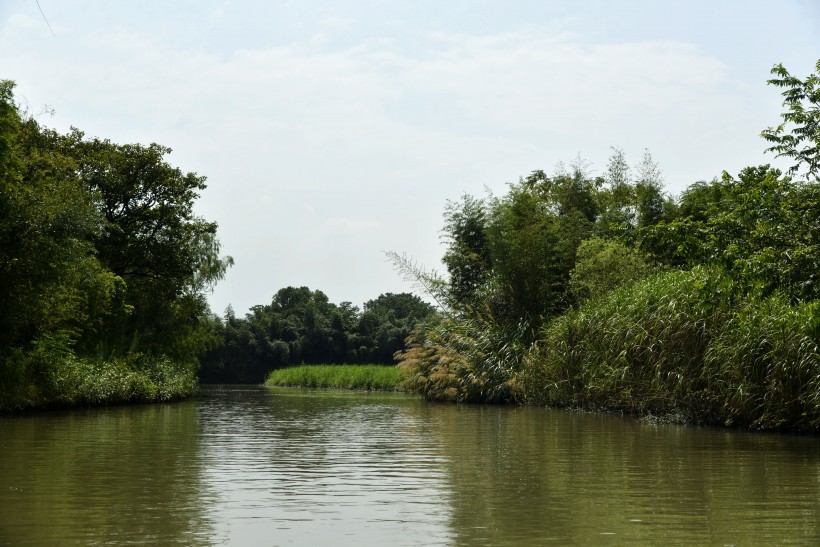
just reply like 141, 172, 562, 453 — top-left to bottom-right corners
0, 80, 230, 411
395, 61, 820, 431
199, 288, 436, 383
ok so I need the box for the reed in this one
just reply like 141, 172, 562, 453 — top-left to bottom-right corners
519, 266, 820, 430
396, 308, 527, 403
264, 364, 404, 391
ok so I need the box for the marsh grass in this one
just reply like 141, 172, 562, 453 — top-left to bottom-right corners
519, 266, 820, 430
0, 336, 198, 412
264, 364, 404, 391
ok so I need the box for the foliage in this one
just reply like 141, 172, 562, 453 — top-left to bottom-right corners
57, 131, 232, 361
640, 165, 820, 302
199, 288, 436, 383
264, 364, 403, 391
397, 151, 668, 403
761, 60, 820, 181
568, 237, 653, 303
393, 60, 820, 431
0, 81, 227, 411
520, 267, 733, 413
0, 92, 112, 353
520, 267, 820, 430
441, 195, 492, 305
0, 333, 197, 411
483, 171, 584, 328
396, 310, 526, 403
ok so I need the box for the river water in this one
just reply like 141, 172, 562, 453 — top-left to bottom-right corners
1, 385, 818, 545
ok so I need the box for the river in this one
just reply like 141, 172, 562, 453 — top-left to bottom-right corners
1, 385, 818, 545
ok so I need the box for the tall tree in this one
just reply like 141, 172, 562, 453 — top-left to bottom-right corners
441, 195, 491, 305
634, 149, 667, 227
761, 60, 820, 181
0, 83, 116, 353
61, 133, 231, 360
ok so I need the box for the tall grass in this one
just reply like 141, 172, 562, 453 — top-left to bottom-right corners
519, 266, 820, 430
396, 308, 527, 403
0, 335, 197, 412
264, 364, 404, 391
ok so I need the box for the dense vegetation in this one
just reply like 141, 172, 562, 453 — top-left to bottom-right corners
395, 61, 820, 431
0, 80, 230, 411
200, 289, 435, 383
265, 364, 403, 391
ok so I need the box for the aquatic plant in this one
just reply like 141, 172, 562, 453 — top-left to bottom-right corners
264, 364, 403, 391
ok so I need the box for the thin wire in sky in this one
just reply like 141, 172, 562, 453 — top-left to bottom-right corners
34, 0, 55, 35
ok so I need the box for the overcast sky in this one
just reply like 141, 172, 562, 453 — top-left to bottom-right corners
2, 1, 818, 315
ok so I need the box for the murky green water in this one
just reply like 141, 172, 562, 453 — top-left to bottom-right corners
1, 385, 818, 545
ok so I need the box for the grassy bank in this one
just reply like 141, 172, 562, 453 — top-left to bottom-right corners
0, 344, 198, 412
264, 364, 404, 391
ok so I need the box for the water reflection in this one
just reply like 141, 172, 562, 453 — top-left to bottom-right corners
0, 386, 818, 545
197, 386, 454, 546
0, 402, 213, 545
431, 405, 820, 545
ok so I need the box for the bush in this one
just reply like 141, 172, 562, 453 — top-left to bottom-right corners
0, 338, 197, 412
568, 237, 653, 304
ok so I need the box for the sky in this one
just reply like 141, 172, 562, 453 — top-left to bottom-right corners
1, 0, 818, 316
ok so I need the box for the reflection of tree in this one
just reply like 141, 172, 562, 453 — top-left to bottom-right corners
3, 390, 818, 545
431, 404, 820, 545
0, 402, 214, 545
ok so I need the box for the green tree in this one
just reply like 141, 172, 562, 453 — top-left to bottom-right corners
485, 176, 566, 326
1, 81, 228, 409
0, 83, 118, 354
441, 195, 491, 305
761, 60, 820, 181
596, 147, 636, 239
359, 293, 436, 362
634, 149, 669, 227
62, 133, 231, 361
640, 165, 820, 302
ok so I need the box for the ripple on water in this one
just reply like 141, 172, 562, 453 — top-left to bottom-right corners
0, 385, 818, 546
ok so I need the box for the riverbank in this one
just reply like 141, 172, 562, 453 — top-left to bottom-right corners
396, 267, 820, 433
264, 364, 403, 391
0, 353, 198, 413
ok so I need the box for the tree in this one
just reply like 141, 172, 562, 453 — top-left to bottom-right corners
483, 169, 596, 329
1, 81, 229, 408
441, 195, 491, 305
761, 60, 820, 181
199, 288, 437, 382
598, 147, 636, 234
0, 84, 118, 354
634, 149, 668, 227
61, 133, 231, 360
359, 293, 437, 362
640, 165, 820, 302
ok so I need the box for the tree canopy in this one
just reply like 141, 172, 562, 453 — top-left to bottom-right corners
199, 289, 436, 383
0, 80, 229, 409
